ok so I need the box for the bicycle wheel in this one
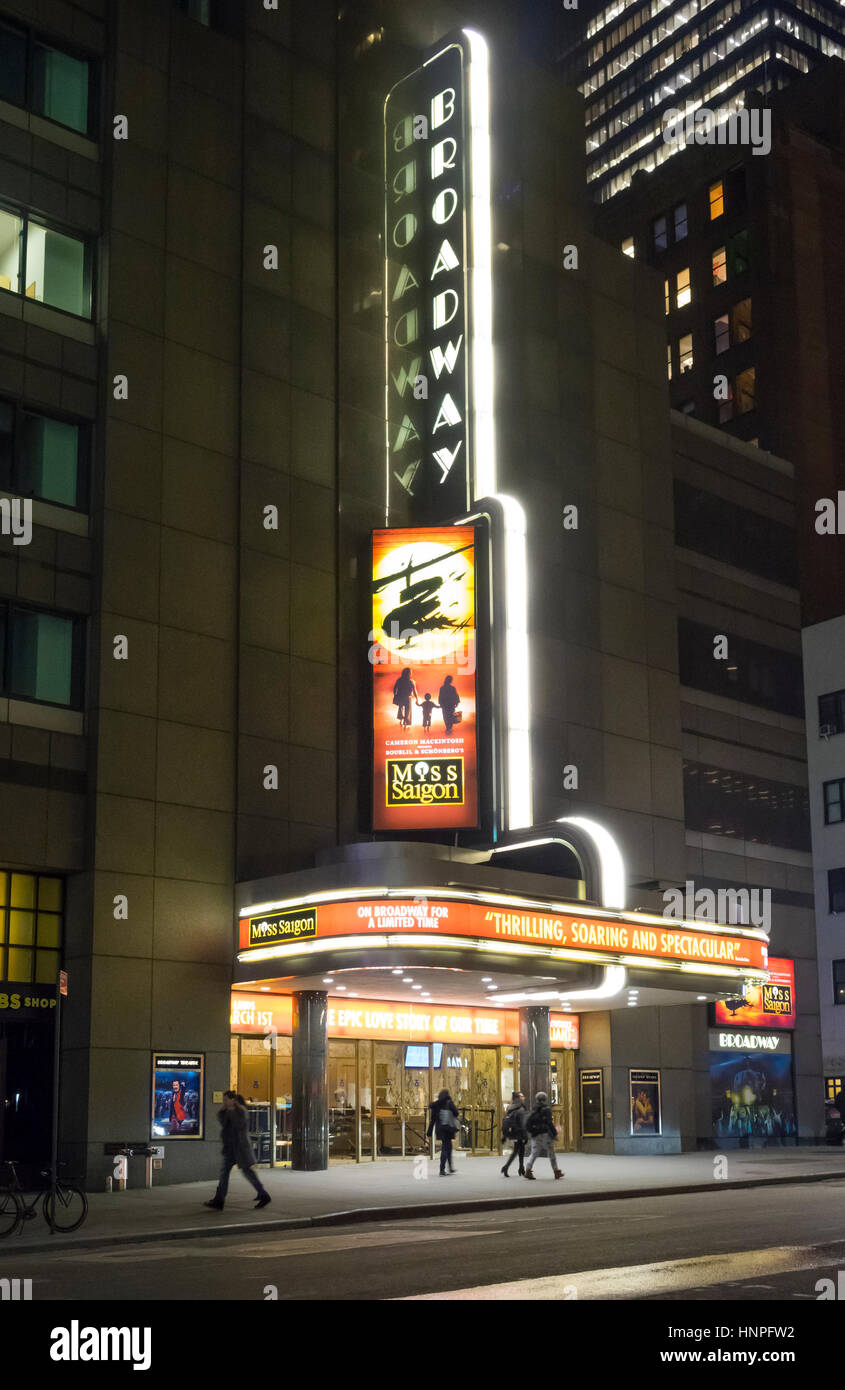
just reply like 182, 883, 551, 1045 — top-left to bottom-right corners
43, 1183, 87, 1233
0, 1189, 22, 1237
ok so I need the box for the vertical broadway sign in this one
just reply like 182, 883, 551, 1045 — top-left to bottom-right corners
384, 32, 492, 524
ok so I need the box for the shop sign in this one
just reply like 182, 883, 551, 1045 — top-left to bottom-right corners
708, 1029, 791, 1054
0, 983, 57, 1019
151, 1053, 204, 1140
239, 894, 768, 975
231, 991, 579, 1050
385, 34, 484, 522
630, 1069, 662, 1136
246, 908, 317, 949
713, 957, 795, 1031
371, 526, 478, 830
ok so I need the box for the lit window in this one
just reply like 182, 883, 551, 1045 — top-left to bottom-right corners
0, 205, 91, 318
674, 202, 688, 240
0, 872, 63, 986
679, 333, 693, 373
621, 236, 635, 258
735, 366, 755, 414
0, 208, 23, 294
676, 267, 691, 308
664, 278, 670, 315
712, 246, 727, 286
732, 297, 752, 343
714, 314, 730, 353
21, 411, 85, 507
653, 215, 668, 250
709, 180, 724, 219
834, 960, 845, 1005
667, 343, 672, 380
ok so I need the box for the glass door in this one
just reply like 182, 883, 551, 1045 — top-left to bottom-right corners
471, 1047, 499, 1151
375, 1042, 404, 1155
328, 1041, 357, 1158
402, 1044, 429, 1156
550, 1049, 576, 1152
434, 1044, 471, 1151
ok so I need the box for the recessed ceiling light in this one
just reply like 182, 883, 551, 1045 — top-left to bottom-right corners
392, 969, 403, 975
260, 987, 270, 992
403, 977, 413, 983
487, 984, 498, 991
697, 995, 707, 1000
323, 978, 333, 983
336, 985, 346, 991
348, 992, 358, 997
412, 985, 422, 990
481, 977, 492, 982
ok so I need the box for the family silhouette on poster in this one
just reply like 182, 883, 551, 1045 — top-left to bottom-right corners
392, 668, 461, 734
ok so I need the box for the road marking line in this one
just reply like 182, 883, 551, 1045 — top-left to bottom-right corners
51, 1226, 500, 1263
397, 1243, 844, 1300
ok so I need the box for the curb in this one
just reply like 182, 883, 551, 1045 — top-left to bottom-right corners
7, 1166, 845, 1257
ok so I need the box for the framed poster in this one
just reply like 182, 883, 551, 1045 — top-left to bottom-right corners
630, 1069, 662, 1136
151, 1053, 204, 1139
579, 1068, 604, 1137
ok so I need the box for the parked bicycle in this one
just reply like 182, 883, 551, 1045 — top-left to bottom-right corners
0, 1159, 87, 1237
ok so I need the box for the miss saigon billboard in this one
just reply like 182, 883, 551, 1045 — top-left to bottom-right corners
371, 525, 478, 830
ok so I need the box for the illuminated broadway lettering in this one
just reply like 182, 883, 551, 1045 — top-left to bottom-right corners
386, 46, 472, 517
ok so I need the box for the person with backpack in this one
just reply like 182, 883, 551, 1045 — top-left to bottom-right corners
500, 1091, 527, 1176
427, 1087, 460, 1175
523, 1091, 564, 1180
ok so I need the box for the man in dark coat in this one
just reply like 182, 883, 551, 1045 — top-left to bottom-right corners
426, 1088, 460, 1174
205, 1092, 271, 1210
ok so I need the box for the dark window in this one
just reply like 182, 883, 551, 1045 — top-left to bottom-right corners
0, 22, 27, 108
0, 603, 83, 708
674, 202, 688, 240
825, 779, 845, 825
0, 400, 87, 508
728, 228, 749, 276
172, 0, 241, 31
834, 961, 845, 1006
819, 689, 845, 736
653, 214, 668, 251
683, 761, 810, 852
830, 869, 845, 914
673, 484, 798, 587
678, 620, 804, 718
0, 23, 95, 136
0, 203, 92, 319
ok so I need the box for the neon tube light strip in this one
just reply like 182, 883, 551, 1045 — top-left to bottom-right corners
462, 28, 495, 501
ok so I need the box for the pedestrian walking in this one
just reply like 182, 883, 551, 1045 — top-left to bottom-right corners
204, 1091, 272, 1210
427, 1088, 460, 1175
501, 1091, 527, 1176
523, 1091, 564, 1180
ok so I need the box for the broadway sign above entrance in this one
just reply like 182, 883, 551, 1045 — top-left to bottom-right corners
238, 892, 768, 977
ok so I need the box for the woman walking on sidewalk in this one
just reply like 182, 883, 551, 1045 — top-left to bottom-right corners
204, 1092, 272, 1211
523, 1091, 564, 1181
501, 1091, 527, 1176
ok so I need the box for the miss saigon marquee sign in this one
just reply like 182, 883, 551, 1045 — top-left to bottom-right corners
238, 893, 768, 977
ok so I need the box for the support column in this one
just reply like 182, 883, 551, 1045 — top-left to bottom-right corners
291, 990, 328, 1171
519, 1006, 551, 1105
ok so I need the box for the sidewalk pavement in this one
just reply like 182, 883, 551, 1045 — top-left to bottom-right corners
7, 1147, 845, 1256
